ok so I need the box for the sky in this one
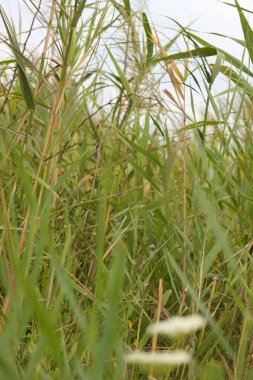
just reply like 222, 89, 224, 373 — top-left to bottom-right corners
147, 0, 248, 57
0, 0, 251, 58
0, 0, 252, 114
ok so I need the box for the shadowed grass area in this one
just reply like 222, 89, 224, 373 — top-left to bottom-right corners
0, 1, 253, 379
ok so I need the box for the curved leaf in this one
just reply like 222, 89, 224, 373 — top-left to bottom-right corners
0, 6, 35, 110
153, 47, 217, 64
142, 13, 154, 64
235, 0, 253, 64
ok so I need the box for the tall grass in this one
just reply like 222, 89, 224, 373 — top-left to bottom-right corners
0, 0, 253, 379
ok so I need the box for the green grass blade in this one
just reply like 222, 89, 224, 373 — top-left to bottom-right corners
235, 0, 253, 64
154, 47, 217, 63
142, 12, 154, 64
0, 6, 35, 109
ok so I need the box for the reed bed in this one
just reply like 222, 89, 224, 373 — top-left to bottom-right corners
0, 1, 253, 379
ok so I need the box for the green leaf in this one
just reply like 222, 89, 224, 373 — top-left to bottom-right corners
106, 47, 132, 95
127, 159, 160, 192
153, 47, 217, 63
222, 1, 253, 15
199, 360, 225, 380
0, 6, 35, 110
188, 31, 253, 77
118, 131, 162, 168
123, 0, 131, 15
218, 65, 253, 102
211, 51, 224, 83
203, 242, 222, 275
0, 59, 16, 65
235, 0, 253, 64
71, 1, 87, 28
177, 120, 223, 133
210, 32, 245, 47
142, 13, 154, 64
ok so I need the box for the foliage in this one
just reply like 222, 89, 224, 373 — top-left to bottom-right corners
0, 1, 253, 379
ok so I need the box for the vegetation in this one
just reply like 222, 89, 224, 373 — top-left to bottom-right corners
0, 0, 253, 378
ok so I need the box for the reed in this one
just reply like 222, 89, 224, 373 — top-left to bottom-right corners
0, 1, 253, 379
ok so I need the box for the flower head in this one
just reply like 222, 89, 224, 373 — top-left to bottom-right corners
125, 350, 191, 367
147, 314, 205, 337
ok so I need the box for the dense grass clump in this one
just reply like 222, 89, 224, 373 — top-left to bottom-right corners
1, 1, 253, 379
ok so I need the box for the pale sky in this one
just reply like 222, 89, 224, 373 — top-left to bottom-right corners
0, 0, 251, 58
0, 0, 252, 114
148, 0, 249, 57
0, 0, 252, 120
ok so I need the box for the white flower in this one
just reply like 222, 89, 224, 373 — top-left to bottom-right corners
148, 314, 205, 337
125, 350, 191, 366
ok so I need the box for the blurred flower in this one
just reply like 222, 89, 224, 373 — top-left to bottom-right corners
148, 314, 205, 337
125, 350, 191, 366
128, 320, 133, 330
